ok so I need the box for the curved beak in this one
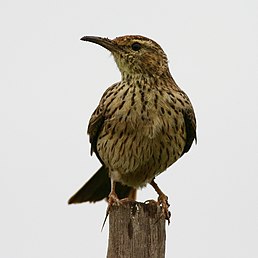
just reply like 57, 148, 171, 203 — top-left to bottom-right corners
80, 36, 120, 53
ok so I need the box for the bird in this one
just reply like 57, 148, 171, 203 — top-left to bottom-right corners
68, 35, 197, 222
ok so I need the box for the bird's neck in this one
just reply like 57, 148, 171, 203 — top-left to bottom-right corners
121, 72, 154, 85
121, 70, 178, 90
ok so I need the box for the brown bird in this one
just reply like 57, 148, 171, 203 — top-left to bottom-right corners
68, 35, 197, 222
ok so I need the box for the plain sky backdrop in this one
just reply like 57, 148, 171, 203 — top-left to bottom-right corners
1, 0, 258, 257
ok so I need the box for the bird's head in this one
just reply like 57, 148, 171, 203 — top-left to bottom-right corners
81, 35, 170, 79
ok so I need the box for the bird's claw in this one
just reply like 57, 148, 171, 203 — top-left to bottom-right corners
158, 194, 171, 224
101, 192, 120, 231
145, 197, 171, 224
102, 192, 133, 231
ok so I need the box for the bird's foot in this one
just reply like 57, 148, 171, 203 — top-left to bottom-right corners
158, 193, 171, 224
106, 191, 122, 217
108, 194, 134, 208
150, 179, 171, 224
107, 191, 120, 208
101, 191, 121, 231
144, 197, 171, 224
119, 197, 135, 205
144, 199, 158, 205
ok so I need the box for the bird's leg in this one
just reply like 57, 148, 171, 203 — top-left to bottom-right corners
107, 179, 120, 207
150, 179, 171, 224
128, 188, 137, 201
119, 188, 137, 204
107, 181, 136, 211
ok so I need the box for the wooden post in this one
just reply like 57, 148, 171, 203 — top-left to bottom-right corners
107, 201, 166, 258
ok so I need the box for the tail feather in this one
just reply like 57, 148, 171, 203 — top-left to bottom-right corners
68, 166, 132, 204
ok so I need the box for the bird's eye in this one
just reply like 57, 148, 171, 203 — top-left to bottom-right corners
131, 42, 141, 51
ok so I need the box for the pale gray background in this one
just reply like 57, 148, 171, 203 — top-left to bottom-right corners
1, 0, 257, 257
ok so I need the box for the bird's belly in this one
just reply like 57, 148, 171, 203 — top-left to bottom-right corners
97, 108, 186, 188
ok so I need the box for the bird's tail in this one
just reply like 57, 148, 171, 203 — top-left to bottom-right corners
68, 166, 132, 204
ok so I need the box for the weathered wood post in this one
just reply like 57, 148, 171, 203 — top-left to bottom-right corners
107, 201, 166, 258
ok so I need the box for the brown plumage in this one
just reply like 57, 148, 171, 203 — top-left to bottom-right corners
68, 35, 197, 221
